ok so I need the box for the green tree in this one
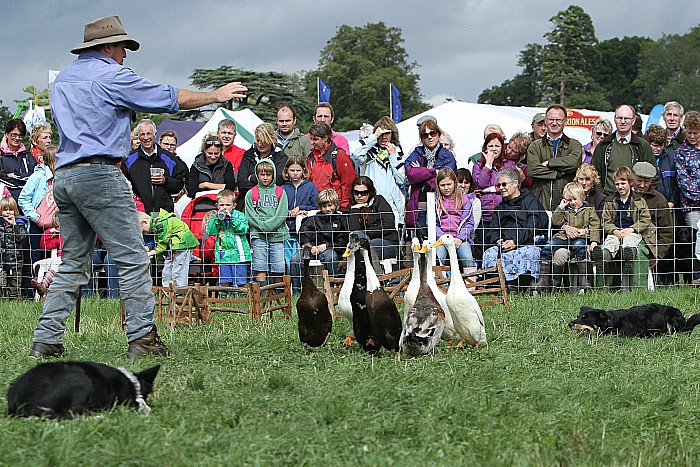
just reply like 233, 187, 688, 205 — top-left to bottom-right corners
0, 100, 12, 131
479, 43, 545, 106
540, 5, 599, 105
309, 22, 429, 130
188, 66, 315, 126
636, 26, 700, 111
590, 37, 653, 109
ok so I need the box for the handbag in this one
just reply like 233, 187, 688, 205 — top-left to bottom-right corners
36, 179, 58, 229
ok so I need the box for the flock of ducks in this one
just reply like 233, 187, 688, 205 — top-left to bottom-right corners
296, 231, 487, 356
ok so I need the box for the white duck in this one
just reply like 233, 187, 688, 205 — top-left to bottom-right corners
432, 234, 487, 347
423, 239, 459, 343
403, 238, 422, 311
338, 240, 356, 345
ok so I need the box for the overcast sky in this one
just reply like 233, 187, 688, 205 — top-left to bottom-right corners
3, 0, 698, 115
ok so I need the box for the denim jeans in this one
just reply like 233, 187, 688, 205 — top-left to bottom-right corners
435, 241, 476, 270
33, 162, 156, 344
540, 237, 588, 261
370, 238, 398, 261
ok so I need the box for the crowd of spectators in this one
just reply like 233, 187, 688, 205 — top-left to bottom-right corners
3, 98, 700, 299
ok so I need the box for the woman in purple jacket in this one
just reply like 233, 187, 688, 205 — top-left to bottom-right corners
404, 119, 456, 237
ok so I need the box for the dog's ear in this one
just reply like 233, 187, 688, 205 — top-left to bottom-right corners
580, 306, 600, 313
136, 365, 161, 396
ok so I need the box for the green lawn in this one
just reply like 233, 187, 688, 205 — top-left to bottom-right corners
2, 287, 700, 465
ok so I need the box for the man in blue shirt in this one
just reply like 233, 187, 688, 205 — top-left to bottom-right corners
30, 16, 247, 359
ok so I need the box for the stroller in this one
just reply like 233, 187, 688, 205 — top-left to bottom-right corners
180, 194, 219, 284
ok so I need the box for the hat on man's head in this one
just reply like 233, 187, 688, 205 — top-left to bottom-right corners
71, 16, 140, 54
532, 113, 546, 124
416, 115, 437, 127
632, 162, 657, 179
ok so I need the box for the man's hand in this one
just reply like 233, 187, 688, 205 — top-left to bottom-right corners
212, 82, 248, 102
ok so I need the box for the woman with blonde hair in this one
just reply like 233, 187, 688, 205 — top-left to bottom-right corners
237, 122, 288, 209
29, 124, 52, 164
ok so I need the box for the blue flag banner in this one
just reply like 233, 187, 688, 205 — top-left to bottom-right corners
390, 84, 402, 123
318, 78, 331, 103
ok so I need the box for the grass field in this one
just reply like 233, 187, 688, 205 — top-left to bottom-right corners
2, 287, 700, 465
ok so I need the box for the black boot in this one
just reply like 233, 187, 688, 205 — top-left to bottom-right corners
551, 264, 565, 292
576, 261, 591, 293
535, 261, 551, 294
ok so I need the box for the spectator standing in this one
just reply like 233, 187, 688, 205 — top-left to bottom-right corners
122, 118, 189, 214
472, 132, 514, 223
281, 155, 318, 268
505, 132, 533, 189
351, 116, 406, 225
529, 113, 547, 141
28, 124, 52, 164
0, 197, 28, 298
276, 104, 311, 158
186, 134, 236, 198
307, 122, 356, 210
405, 119, 456, 235
237, 123, 288, 210
309, 103, 349, 154
582, 119, 612, 164
674, 110, 700, 285
30, 15, 247, 359
592, 104, 656, 196
663, 101, 685, 152
1, 119, 37, 202
206, 189, 250, 288
244, 159, 289, 287
218, 119, 246, 172
158, 130, 178, 155
141, 210, 199, 287
527, 104, 583, 211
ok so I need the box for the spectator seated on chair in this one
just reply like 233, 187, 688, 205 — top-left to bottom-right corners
536, 182, 600, 293
290, 189, 348, 294
591, 166, 657, 289
482, 168, 548, 290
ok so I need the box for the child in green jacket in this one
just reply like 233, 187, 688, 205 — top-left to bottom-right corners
206, 189, 251, 287
140, 209, 199, 287
244, 159, 289, 285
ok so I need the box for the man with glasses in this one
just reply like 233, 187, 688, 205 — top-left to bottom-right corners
592, 104, 656, 195
122, 118, 189, 214
527, 104, 583, 211
158, 130, 178, 155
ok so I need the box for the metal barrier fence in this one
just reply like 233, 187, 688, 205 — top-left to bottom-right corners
6, 205, 698, 300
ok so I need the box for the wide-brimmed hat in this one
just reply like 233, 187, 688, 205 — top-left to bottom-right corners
71, 16, 140, 54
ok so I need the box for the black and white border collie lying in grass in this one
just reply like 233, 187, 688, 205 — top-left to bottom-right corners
7, 361, 160, 419
569, 303, 700, 337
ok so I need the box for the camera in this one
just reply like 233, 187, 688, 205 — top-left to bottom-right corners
216, 210, 230, 221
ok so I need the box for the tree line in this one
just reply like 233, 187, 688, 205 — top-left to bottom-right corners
478, 5, 700, 113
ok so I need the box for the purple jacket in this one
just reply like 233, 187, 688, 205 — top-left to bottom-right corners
675, 140, 700, 209
404, 144, 456, 227
471, 158, 516, 222
436, 195, 474, 243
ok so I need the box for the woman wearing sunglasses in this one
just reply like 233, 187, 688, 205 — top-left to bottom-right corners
582, 119, 612, 164
345, 176, 398, 261
187, 134, 236, 198
482, 167, 548, 290
404, 119, 456, 235
1, 119, 36, 202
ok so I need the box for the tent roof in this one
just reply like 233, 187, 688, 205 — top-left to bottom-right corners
156, 120, 205, 147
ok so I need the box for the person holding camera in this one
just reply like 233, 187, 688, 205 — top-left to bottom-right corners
187, 134, 237, 199
122, 118, 189, 214
205, 189, 250, 287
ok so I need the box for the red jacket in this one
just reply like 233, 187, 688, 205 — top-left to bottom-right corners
223, 145, 246, 172
307, 143, 356, 210
40, 228, 63, 255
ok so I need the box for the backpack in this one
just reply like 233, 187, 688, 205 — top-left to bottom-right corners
251, 185, 284, 205
308, 145, 340, 182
